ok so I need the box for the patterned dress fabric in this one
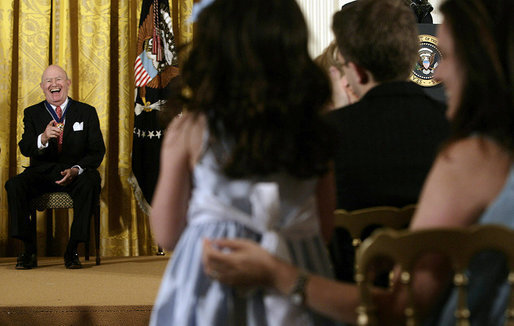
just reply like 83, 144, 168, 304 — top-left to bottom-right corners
150, 129, 337, 326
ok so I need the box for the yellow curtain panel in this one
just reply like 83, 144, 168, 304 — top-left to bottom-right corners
0, 0, 193, 257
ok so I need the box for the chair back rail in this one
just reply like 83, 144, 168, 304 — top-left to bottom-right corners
334, 204, 416, 248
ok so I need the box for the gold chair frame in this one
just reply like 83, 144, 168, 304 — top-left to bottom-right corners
354, 225, 514, 326
334, 204, 416, 248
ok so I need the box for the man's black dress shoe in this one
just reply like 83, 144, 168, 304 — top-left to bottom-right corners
64, 250, 82, 269
16, 252, 37, 269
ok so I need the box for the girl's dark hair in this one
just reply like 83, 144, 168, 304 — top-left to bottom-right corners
178, 0, 333, 178
440, 0, 514, 150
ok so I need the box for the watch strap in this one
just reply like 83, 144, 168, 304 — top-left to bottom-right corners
288, 269, 310, 306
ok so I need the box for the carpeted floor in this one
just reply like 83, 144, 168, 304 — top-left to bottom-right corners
0, 256, 169, 325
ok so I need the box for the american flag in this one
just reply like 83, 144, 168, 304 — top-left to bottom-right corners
129, 0, 179, 214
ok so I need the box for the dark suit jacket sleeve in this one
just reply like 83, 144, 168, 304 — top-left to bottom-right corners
18, 106, 44, 158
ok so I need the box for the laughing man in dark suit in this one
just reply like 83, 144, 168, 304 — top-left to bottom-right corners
5, 64, 106, 269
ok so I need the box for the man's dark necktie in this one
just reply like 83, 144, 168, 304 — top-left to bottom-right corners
56, 106, 63, 153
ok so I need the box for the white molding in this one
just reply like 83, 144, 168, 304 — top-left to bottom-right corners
296, 0, 341, 58
297, 0, 442, 58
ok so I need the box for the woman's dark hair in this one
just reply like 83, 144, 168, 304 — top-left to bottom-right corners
178, 0, 333, 178
440, 0, 514, 150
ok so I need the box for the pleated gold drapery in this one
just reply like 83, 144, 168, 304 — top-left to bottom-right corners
0, 0, 193, 257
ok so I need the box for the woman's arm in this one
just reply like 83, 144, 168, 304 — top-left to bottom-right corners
316, 163, 336, 243
202, 137, 513, 323
411, 137, 511, 229
201, 229, 447, 324
202, 238, 362, 323
150, 113, 205, 250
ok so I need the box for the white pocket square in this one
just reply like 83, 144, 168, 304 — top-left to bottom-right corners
73, 122, 84, 131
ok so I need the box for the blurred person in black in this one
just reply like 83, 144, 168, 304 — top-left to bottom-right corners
328, 0, 448, 281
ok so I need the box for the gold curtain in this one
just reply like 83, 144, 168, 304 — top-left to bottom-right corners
0, 0, 193, 257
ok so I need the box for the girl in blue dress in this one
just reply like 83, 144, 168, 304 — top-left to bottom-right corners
149, 0, 338, 325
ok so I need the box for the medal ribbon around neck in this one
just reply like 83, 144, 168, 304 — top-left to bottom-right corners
44, 100, 70, 124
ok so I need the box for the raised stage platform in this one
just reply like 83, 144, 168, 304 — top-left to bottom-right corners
0, 256, 169, 325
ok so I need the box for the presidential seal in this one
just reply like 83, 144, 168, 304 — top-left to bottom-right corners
410, 34, 442, 87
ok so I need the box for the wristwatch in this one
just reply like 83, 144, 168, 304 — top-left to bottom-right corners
289, 269, 310, 306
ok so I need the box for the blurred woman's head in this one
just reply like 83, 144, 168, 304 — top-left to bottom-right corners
315, 42, 343, 75
436, 0, 514, 149
315, 42, 359, 110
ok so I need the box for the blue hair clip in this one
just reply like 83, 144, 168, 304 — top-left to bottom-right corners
189, 0, 216, 23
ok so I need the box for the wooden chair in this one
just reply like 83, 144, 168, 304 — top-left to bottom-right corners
330, 205, 416, 282
354, 225, 514, 326
334, 204, 417, 248
30, 192, 101, 265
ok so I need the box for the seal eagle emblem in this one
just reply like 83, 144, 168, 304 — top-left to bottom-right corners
410, 34, 442, 87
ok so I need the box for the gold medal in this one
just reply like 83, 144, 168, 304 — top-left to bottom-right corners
57, 123, 64, 131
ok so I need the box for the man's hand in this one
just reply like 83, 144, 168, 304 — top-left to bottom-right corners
55, 167, 79, 186
41, 120, 62, 145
